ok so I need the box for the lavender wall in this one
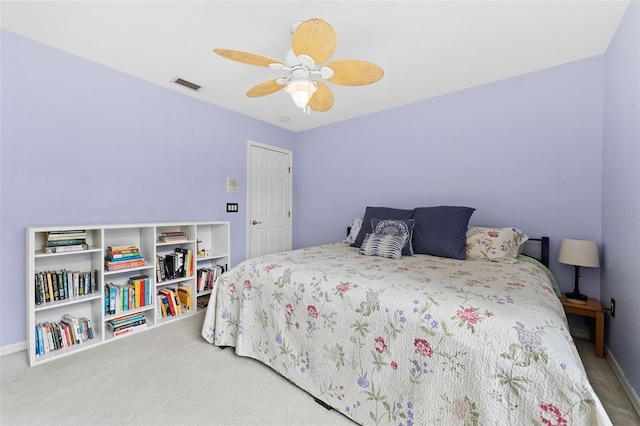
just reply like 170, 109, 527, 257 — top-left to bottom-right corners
0, 30, 295, 347
294, 57, 605, 299
602, 1, 640, 401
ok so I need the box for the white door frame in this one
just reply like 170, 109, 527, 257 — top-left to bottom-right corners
246, 140, 293, 259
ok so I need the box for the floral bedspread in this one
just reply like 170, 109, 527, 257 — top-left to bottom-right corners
201, 242, 611, 425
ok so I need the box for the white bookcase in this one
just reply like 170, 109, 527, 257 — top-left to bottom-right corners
26, 221, 230, 366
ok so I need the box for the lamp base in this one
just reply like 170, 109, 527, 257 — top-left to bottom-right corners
565, 291, 588, 305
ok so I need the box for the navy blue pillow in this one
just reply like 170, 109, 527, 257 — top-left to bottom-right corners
412, 206, 475, 259
351, 207, 414, 248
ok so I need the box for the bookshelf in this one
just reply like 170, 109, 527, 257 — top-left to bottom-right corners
26, 221, 229, 366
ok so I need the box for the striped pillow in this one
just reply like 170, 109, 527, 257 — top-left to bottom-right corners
358, 232, 406, 259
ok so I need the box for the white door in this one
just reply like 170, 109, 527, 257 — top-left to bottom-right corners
247, 141, 292, 258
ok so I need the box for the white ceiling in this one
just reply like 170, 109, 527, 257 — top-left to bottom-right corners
1, 1, 630, 132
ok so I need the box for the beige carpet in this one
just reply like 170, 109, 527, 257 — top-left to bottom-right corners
1, 312, 638, 425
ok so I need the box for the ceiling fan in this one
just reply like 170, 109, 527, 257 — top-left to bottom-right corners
213, 18, 384, 113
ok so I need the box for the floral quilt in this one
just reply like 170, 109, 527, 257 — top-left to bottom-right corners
201, 242, 611, 425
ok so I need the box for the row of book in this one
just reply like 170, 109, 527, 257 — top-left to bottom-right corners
157, 283, 192, 318
156, 248, 193, 282
104, 275, 152, 315
34, 270, 98, 305
196, 265, 225, 292
34, 314, 94, 357
107, 312, 147, 337
104, 244, 145, 271
158, 231, 189, 243
43, 230, 89, 254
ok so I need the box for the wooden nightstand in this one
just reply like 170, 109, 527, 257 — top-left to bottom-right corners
560, 296, 604, 358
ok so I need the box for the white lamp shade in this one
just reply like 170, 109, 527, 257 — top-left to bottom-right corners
285, 79, 317, 109
558, 239, 600, 268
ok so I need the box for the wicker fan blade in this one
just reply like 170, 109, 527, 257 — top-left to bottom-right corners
326, 60, 384, 86
246, 79, 285, 97
291, 19, 337, 65
214, 48, 283, 67
308, 82, 334, 112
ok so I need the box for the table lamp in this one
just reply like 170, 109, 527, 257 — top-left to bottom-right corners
558, 238, 600, 304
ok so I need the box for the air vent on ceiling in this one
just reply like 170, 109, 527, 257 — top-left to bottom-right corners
171, 77, 203, 92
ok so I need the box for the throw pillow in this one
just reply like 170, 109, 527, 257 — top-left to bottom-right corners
345, 217, 363, 244
372, 218, 415, 256
358, 232, 406, 260
412, 206, 476, 259
351, 207, 414, 248
466, 227, 529, 263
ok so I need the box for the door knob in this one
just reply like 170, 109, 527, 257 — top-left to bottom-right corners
252, 220, 262, 225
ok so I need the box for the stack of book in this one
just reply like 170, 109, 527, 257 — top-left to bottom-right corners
197, 295, 210, 309
43, 230, 88, 254
107, 312, 147, 337
158, 231, 188, 242
34, 314, 93, 357
104, 245, 145, 271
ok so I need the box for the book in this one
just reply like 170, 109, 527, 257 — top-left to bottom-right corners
80, 317, 94, 340
62, 314, 82, 344
46, 233, 86, 241
45, 238, 87, 247
35, 273, 44, 305
161, 231, 187, 236
112, 322, 147, 337
51, 271, 60, 300
105, 254, 143, 262
107, 247, 139, 255
109, 251, 141, 259
177, 282, 192, 312
105, 258, 145, 271
45, 272, 54, 302
107, 244, 137, 252
157, 294, 169, 317
47, 229, 86, 236
159, 234, 189, 242
42, 243, 89, 254
35, 325, 44, 356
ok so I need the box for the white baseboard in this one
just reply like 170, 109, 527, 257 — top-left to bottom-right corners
605, 346, 640, 418
0, 341, 26, 357
569, 327, 640, 418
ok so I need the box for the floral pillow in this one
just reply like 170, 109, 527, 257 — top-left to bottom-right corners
465, 227, 529, 263
345, 217, 363, 244
358, 233, 407, 260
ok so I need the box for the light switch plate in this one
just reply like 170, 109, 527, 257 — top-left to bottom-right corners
226, 203, 238, 213
227, 177, 238, 193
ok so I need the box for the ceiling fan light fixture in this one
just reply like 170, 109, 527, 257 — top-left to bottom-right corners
285, 79, 318, 111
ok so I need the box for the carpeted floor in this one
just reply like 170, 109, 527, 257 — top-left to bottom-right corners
1, 312, 638, 425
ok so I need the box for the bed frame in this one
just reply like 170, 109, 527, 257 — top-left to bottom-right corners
521, 236, 550, 267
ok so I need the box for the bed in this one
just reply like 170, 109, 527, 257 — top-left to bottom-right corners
201, 207, 611, 425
